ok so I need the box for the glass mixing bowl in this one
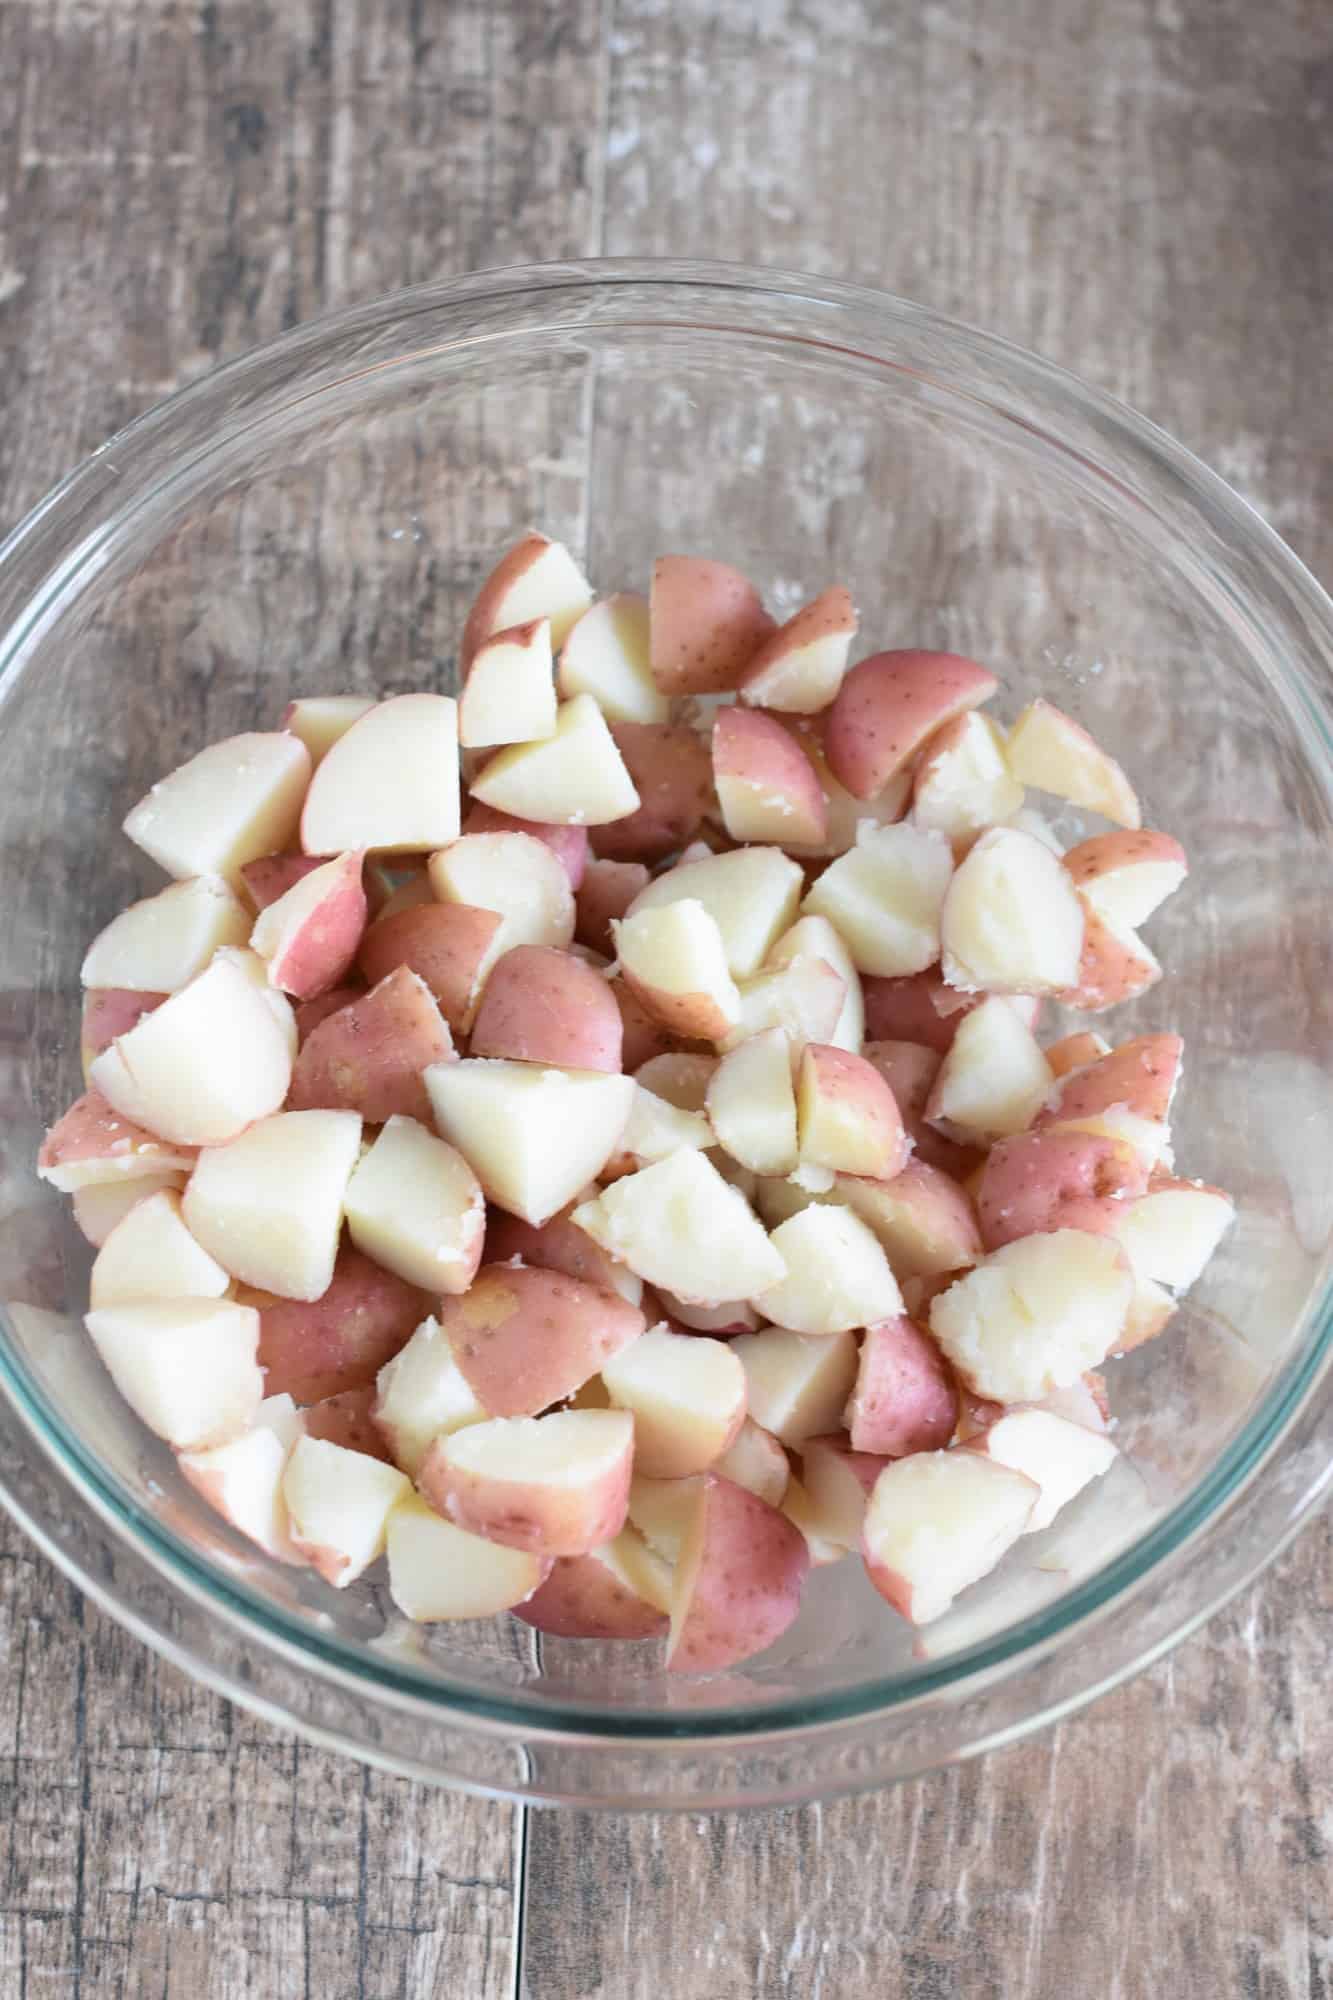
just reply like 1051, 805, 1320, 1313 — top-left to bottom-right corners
0, 260, 1330, 1810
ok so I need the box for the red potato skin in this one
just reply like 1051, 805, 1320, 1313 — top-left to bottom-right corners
484, 1207, 636, 1300
240, 853, 327, 913
1043, 1032, 1109, 1078
712, 708, 829, 846
649, 556, 776, 697
39, 1087, 195, 1181
463, 802, 588, 890
576, 858, 651, 956
514, 1554, 667, 1639
975, 1128, 1150, 1252
288, 965, 454, 1123
667, 1475, 810, 1672
302, 1385, 394, 1463
610, 979, 681, 1070
1036, 1033, 1182, 1128
1062, 828, 1187, 893
845, 1316, 958, 1457
460, 531, 555, 670
437, 1264, 645, 1417
1058, 899, 1161, 1012
738, 585, 857, 705
293, 982, 365, 1044
258, 849, 369, 1000
245, 1244, 433, 1402
81, 989, 167, 1073
800, 1042, 910, 1180
418, 1432, 634, 1556
357, 902, 503, 1034
837, 1157, 984, 1278
860, 1040, 983, 1181
862, 968, 981, 1055
619, 966, 734, 1044
469, 946, 622, 1072
589, 724, 715, 863
825, 650, 999, 800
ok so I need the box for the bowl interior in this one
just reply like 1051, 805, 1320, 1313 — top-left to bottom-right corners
2, 275, 1331, 1730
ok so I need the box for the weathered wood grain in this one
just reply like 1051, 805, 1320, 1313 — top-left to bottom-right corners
0, 1, 1331, 1997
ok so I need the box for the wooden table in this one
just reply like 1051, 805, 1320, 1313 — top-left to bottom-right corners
2, 2, 1331, 1993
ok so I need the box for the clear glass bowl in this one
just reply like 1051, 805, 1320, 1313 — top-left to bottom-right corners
1, 259, 1330, 1810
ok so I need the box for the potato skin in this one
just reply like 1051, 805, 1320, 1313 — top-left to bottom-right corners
845, 1315, 958, 1457
825, 649, 998, 799
438, 1264, 645, 1417
514, 1552, 667, 1640
667, 1474, 809, 1672
590, 723, 715, 863
288, 966, 454, 1123
974, 1128, 1148, 1251
245, 1244, 432, 1403
469, 946, 622, 1072
648, 556, 775, 696
357, 904, 501, 1033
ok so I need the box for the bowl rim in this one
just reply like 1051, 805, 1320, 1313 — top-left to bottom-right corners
3, 256, 1332, 1796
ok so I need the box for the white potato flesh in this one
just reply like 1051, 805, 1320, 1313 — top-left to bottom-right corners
929, 1230, 1133, 1402
84, 1298, 263, 1451
81, 876, 251, 992
781, 1475, 850, 1566
940, 826, 1085, 994
627, 1474, 698, 1564
467, 533, 593, 656
626, 847, 804, 978
557, 594, 668, 724
426, 1059, 634, 1226
1005, 699, 1140, 829
862, 1451, 1037, 1625
469, 694, 640, 826
282, 695, 375, 766
184, 1110, 362, 1301
911, 711, 1024, 842
926, 996, 1054, 1141
72, 1171, 187, 1246
89, 952, 295, 1147
428, 830, 575, 955
281, 1435, 410, 1587
767, 913, 864, 1053
730, 1325, 860, 1446
754, 1205, 902, 1334
459, 618, 558, 748
713, 1418, 791, 1508
90, 1189, 231, 1308
571, 1149, 785, 1304
802, 823, 954, 977
602, 1325, 747, 1478
972, 1409, 1118, 1532
179, 1394, 307, 1563
612, 901, 741, 1039
615, 1084, 714, 1165
386, 1494, 549, 1620
373, 1316, 489, 1475
706, 1028, 799, 1176
717, 956, 846, 1056
344, 1115, 485, 1294
1109, 1182, 1235, 1290
300, 694, 461, 854
124, 732, 311, 884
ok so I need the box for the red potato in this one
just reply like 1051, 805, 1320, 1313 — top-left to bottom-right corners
796, 1042, 909, 1180
706, 1028, 799, 1177
557, 592, 668, 725
1043, 1030, 1111, 1078
767, 912, 864, 1053
428, 833, 576, 969
824, 649, 999, 799
344, 1115, 486, 1296
781, 1474, 853, 1569
483, 1208, 643, 1308
738, 585, 858, 714
924, 996, 1053, 1144
240, 853, 326, 913
1062, 829, 1187, 928
633, 1052, 718, 1111
80, 988, 167, 1078
294, 983, 363, 1043
1057, 899, 1161, 1012
755, 1205, 903, 1336
613, 901, 741, 1041
602, 1325, 747, 1477
627, 846, 804, 979
860, 1040, 982, 1180
720, 954, 847, 1055
666, 1473, 809, 1671
835, 1159, 984, 1281
244, 1243, 433, 1403
302, 1385, 394, 1464
458, 617, 557, 748
289, 966, 454, 1124
1044, 1370, 1112, 1432
845, 1315, 958, 1457
419, 1408, 635, 1557
910, 710, 1024, 846
462, 802, 589, 890
460, 530, 593, 668
860, 965, 1042, 1054
300, 694, 461, 855
372, 1316, 489, 1475
610, 978, 679, 1069
179, 1393, 308, 1564
1036, 1033, 1183, 1130
514, 1532, 670, 1639
929, 1229, 1134, 1403
81, 875, 251, 991
653, 1291, 762, 1334
89, 952, 295, 1147
714, 1418, 791, 1508
799, 1435, 889, 1549
1043, 1104, 1172, 1177
469, 945, 622, 1072
605, 1083, 713, 1174
966, 1408, 1118, 1532
250, 849, 368, 1000
861, 1451, 1037, 1626
280, 1435, 411, 1587
469, 694, 640, 826
576, 859, 650, 955
72, 1170, 187, 1247
84, 1298, 263, 1452
365, 870, 435, 926
281, 695, 376, 767
427, 1059, 635, 1227
940, 827, 1085, 995
777, 716, 914, 858
1115, 1276, 1177, 1352
802, 823, 954, 978
975, 1127, 1149, 1252
123, 731, 311, 884
1005, 698, 1141, 829
357, 902, 502, 1034
648, 555, 776, 696
1109, 1176, 1235, 1290
901, 1268, 974, 1320
37, 1087, 196, 1193
437, 1264, 645, 1418
571, 1150, 786, 1305
711, 708, 829, 848
387, 1494, 551, 1621
89, 1187, 230, 1309
589, 723, 715, 863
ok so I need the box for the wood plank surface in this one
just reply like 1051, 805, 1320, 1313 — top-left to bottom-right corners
1, 2, 1330, 1997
